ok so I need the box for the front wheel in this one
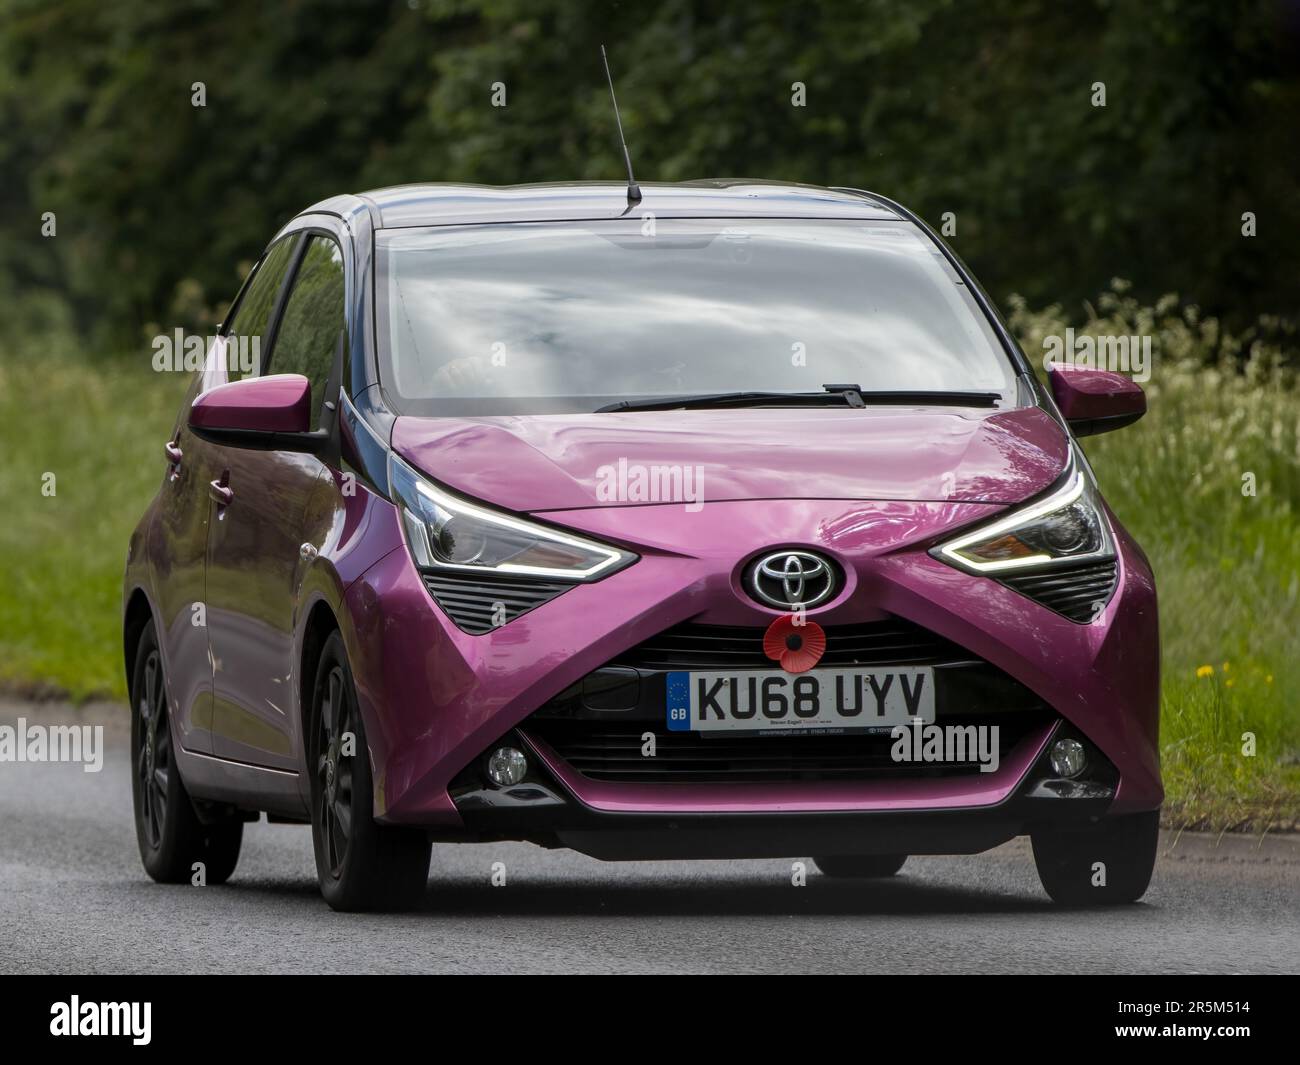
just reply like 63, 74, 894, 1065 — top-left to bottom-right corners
1031, 811, 1159, 906
813, 854, 907, 878
309, 630, 431, 912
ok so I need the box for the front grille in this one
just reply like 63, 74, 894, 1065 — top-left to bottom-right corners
1000, 560, 1118, 622
421, 571, 575, 634
522, 614, 1053, 784
613, 618, 973, 671
527, 715, 1044, 784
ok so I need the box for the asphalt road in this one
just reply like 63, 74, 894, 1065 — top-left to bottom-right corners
1, 701, 1296, 974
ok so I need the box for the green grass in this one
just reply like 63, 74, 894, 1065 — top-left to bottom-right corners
1, 290, 1297, 828
0, 346, 187, 699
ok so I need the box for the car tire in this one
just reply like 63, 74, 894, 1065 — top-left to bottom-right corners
130, 619, 243, 885
812, 854, 907, 878
1031, 810, 1159, 906
309, 630, 431, 912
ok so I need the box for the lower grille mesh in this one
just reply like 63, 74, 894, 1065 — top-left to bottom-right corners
527, 715, 1042, 784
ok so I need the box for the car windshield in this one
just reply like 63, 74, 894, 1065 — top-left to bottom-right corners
377, 219, 1016, 415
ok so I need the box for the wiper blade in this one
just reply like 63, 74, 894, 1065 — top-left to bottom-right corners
845, 389, 1001, 408
594, 391, 858, 413
594, 389, 1001, 413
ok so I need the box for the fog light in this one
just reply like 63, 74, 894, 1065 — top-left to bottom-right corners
1049, 738, 1087, 778
487, 747, 528, 787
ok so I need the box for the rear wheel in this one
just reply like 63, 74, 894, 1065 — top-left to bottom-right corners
813, 854, 907, 878
130, 620, 242, 884
1031, 811, 1159, 906
309, 630, 431, 912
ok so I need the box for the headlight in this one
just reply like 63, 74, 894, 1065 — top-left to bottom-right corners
388, 455, 636, 581
932, 453, 1114, 574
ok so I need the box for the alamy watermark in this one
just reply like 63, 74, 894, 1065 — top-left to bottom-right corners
1042, 328, 1151, 382
50, 997, 150, 1045
890, 718, 1000, 774
0, 718, 104, 773
151, 330, 259, 375
595, 458, 706, 512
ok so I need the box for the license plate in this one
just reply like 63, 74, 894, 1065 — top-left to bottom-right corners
665, 668, 935, 733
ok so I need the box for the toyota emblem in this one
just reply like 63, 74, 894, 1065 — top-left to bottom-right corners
745, 550, 839, 610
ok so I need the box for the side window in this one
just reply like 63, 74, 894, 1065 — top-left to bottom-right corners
223, 236, 299, 381
267, 235, 346, 424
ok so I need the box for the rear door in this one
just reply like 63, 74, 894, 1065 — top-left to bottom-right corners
205, 233, 347, 769
150, 369, 220, 755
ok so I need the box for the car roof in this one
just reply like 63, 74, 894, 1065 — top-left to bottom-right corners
312, 179, 903, 229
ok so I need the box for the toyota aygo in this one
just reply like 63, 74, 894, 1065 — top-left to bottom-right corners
123, 180, 1160, 910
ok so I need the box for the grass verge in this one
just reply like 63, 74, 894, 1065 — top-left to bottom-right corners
0, 346, 186, 699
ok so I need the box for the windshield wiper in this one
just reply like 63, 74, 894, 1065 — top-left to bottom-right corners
821, 384, 1002, 408
595, 391, 852, 413
594, 386, 1001, 413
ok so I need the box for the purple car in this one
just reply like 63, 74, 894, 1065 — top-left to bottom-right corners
123, 181, 1160, 911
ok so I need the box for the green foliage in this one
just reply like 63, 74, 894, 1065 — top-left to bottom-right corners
0, 337, 187, 699
0, 0, 434, 342
1, 0, 1296, 347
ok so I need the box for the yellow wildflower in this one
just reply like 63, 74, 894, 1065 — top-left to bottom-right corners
1196, 665, 1214, 678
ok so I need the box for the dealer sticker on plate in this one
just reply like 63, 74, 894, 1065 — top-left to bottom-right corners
665, 668, 935, 733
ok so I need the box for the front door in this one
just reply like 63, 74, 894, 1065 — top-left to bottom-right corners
206, 233, 347, 769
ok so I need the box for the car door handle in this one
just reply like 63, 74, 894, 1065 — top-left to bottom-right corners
164, 439, 183, 481
208, 477, 234, 507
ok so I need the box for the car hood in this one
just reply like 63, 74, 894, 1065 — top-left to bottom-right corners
390, 406, 1068, 512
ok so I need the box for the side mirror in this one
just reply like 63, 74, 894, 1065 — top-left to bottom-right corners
189, 374, 328, 454
1047, 364, 1146, 437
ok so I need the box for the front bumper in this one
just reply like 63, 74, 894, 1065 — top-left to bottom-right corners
443, 717, 1118, 860
341, 497, 1160, 837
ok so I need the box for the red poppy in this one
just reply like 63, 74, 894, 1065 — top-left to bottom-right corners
763, 614, 826, 674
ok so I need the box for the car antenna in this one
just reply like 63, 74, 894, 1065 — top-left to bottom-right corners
600, 44, 642, 207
